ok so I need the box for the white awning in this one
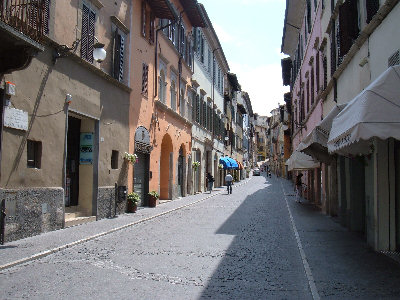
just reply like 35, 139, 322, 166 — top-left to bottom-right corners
328, 65, 400, 155
298, 104, 346, 163
286, 150, 319, 171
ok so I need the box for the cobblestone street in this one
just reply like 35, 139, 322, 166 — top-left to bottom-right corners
2, 175, 400, 299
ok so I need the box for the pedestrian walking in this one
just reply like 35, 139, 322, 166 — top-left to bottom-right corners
295, 173, 303, 203
206, 172, 214, 193
225, 172, 233, 194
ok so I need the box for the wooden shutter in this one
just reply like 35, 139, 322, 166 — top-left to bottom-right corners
141, 2, 146, 37
196, 95, 200, 123
81, 4, 89, 60
44, 0, 50, 34
113, 29, 124, 81
192, 93, 196, 121
142, 63, 148, 94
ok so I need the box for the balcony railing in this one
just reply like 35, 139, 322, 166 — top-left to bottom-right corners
0, 0, 46, 42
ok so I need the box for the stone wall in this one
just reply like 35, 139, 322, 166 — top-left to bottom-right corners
97, 186, 128, 219
1, 188, 64, 242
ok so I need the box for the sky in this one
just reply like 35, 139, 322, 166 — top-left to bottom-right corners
199, 0, 290, 116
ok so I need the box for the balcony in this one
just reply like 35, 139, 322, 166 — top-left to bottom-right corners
0, 0, 46, 74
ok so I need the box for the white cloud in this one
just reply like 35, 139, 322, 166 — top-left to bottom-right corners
230, 62, 289, 116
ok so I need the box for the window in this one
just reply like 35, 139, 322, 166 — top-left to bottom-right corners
142, 63, 149, 95
141, 1, 147, 37
366, 0, 379, 24
29, 0, 51, 35
159, 70, 166, 103
338, 0, 359, 62
192, 91, 197, 121
170, 81, 176, 111
27, 140, 42, 169
196, 94, 200, 123
111, 150, 119, 169
200, 35, 204, 63
81, 4, 96, 63
306, 0, 312, 33
311, 66, 315, 105
113, 29, 125, 82
149, 13, 155, 43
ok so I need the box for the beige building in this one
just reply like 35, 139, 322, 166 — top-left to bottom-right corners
1, 0, 132, 241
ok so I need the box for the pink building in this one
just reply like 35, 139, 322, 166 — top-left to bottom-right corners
282, 0, 325, 207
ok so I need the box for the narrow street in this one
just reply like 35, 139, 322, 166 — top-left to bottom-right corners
2, 175, 400, 299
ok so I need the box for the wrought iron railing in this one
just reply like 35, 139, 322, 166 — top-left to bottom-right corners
0, 0, 46, 42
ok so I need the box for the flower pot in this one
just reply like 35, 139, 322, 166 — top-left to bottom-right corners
127, 201, 138, 213
149, 195, 158, 208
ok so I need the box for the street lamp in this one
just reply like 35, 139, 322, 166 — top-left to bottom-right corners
53, 37, 106, 64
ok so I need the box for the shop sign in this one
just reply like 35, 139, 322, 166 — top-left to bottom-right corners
80, 132, 93, 164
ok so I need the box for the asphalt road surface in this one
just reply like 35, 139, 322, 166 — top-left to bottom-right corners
2, 175, 400, 299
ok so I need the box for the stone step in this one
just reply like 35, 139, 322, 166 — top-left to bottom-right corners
65, 216, 96, 228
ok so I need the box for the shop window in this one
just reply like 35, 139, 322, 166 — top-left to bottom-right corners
27, 140, 42, 169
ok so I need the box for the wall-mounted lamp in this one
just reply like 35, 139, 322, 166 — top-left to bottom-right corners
53, 37, 106, 64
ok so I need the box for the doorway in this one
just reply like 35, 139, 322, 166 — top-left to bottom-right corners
66, 116, 81, 207
177, 146, 184, 197
134, 152, 149, 206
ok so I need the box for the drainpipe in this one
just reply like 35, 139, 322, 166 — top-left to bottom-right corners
177, 12, 183, 112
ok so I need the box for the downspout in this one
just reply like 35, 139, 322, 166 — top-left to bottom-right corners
177, 12, 183, 111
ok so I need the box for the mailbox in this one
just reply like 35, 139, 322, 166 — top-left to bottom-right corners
117, 185, 127, 203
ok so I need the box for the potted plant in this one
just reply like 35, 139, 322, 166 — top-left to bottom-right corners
192, 161, 200, 171
124, 152, 138, 164
148, 190, 159, 208
127, 192, 140, 213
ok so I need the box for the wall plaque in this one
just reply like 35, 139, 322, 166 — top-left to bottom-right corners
4, 107, 28, 131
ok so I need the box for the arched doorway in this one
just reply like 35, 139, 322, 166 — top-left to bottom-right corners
160, 134, 173, 200
177, 145, 186, 197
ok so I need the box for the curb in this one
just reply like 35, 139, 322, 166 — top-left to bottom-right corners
0, 178, 252, 271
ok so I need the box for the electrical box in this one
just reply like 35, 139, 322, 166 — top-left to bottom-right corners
117, 185, 127, 203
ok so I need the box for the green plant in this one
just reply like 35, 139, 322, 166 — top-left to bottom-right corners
124, 152, 138, 164
192, 161, 200, 170
148, 190, 159, 199
127, 192, 140, 205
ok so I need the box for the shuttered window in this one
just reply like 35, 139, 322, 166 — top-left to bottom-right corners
338, 0, 359, 62
113, 29, 125, 81
142, 63, 149, 95
149, 13, 155, 43
43, 0, 50, 34
196, 95, 200, 123
81, 4, 95, 63
141, 1, 146, 37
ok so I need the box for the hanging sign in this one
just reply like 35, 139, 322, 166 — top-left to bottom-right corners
80, 132, 93, 164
